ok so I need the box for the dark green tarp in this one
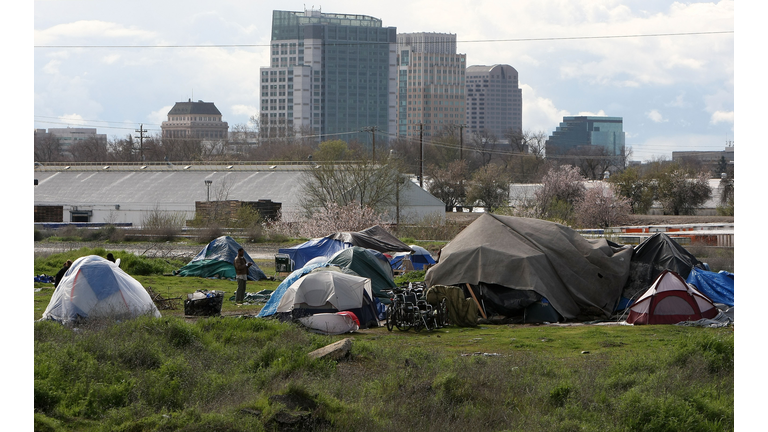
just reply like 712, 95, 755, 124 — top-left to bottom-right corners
174, 236, 267, 281
327, 246, 396, 301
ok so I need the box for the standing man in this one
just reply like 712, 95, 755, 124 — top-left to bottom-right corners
234, 248, 252, 304
54, 260, 72, 288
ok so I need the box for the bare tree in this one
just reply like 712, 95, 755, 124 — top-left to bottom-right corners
34, 134, 65, 162
108, 134, 137, 162
299, 160, 407, 217
426, 160, 469, 210
69, 135, 109, 162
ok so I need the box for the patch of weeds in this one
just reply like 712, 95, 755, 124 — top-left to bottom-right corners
549, 382, 573, 407
433, 372, 473, 405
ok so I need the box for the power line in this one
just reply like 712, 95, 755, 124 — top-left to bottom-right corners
34, 30, 733, 49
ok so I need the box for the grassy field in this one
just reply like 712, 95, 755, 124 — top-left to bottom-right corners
33, 246, 734, 431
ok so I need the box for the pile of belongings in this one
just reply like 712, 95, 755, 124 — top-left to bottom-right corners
41, 255, 161, 324
35, 274, 55, 284
174, 236, 266, 281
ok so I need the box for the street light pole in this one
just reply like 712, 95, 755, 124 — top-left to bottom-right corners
205, 180, 212, 201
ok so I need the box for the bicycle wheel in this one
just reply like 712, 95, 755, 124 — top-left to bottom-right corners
386, 304, 395, 331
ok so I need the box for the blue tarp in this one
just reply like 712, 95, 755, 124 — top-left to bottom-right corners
257, 263, 330, 317
390, 245, 436, 271
686, 267, 734, 307
278, 237, 352, 271
185, 235, 266, 281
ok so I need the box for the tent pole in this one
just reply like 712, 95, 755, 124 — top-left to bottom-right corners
466, 283, 487, 319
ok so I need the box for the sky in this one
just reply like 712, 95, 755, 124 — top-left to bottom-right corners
30, 0, 735, 163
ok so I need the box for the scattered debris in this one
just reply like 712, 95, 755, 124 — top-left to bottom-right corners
145, 286, 181, 310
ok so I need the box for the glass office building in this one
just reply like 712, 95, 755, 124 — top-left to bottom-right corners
545, 116, 625, 156
396, 33, 466, 138
260, 10, 397, 143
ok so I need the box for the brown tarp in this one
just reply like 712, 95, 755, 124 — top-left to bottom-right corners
328, 225, 413, 253
424, 214, 632, 319
425, 285, 478, 327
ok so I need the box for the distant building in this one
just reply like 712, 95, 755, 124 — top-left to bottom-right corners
465, 64, 522, 139
396, 32, 466, 138
161, 99, 228, 140
546, 116, 625, 156
35, 127, 107, 150
259, 9, 398, 143
672, 145, 734, 171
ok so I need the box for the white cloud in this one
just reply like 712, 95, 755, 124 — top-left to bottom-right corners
520, 83, 570, 132
231, 104, 259, 118
576, 110, 607, 117
58, 114, 88, 126
42, 60, 61, 75
35, 20, 157, 45
646, 109, 667, 123
102, 54, 120, 64
666, 93, 689, 108
148, 106, 173, 125
710, 110, 734, 125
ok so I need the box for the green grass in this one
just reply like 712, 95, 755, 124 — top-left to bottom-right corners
33, 246, 734, 431
33, 317, 734, 432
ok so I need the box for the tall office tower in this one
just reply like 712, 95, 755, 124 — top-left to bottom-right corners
465, 64, 522, 139
396, 32, 466, 138
545, 116, 625, 156
259, 9, 397, 143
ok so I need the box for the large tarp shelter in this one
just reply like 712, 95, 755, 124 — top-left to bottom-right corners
278, 237, 351, 271
685, 268, 734, 307
41, 255, 161, 323
327, 225, 413, 253
176, 236, 266, 280
622, 233, 705, 302
424, 214, 633, 319
328, 246, 397, 301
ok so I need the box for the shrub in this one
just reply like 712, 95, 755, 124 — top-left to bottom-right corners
141, 209, 186, 241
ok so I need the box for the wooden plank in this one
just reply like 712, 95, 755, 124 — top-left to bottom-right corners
465, 283, 487, 319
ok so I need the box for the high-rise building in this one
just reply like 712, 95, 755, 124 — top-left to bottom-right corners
35, 127, 107, 149
465, 65, 522, 139
396, 32, 466, 138
259, 9, 397, 143
161, 99, 228, 140
545, 116, 625, 156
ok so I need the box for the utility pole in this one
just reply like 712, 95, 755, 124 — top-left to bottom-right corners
419, 123, 424, 188
363, 126, 377, 162
458, 124, 466, 161
135, 124, 147, 162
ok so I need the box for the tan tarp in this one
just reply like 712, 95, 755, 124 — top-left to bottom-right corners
425, 285, 478, 327
424, 214, 632, 319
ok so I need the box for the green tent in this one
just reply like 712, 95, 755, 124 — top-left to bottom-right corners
328, 246, 396, 301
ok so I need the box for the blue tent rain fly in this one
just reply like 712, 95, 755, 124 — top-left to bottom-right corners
278, 237, 351, 271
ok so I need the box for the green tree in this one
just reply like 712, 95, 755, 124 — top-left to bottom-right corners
466, 164, 510, 212
608, 166, 655, 214
654, 164, 712, 215
313, 139, 358, 161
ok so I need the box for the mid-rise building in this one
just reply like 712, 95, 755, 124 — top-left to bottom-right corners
259, 9, 397, 143
465, 64, 522, 139
396, 32, 466, 138
161, 99, 228, 140
546, 116, 625, 156
35, 127, 107, 148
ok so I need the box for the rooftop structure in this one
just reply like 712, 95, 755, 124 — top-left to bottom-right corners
161, 99, 228, 140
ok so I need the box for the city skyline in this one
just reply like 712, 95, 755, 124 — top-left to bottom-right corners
32, 0, 734, 162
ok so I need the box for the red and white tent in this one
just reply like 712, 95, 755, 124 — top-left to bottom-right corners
627, 270, 718, 325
